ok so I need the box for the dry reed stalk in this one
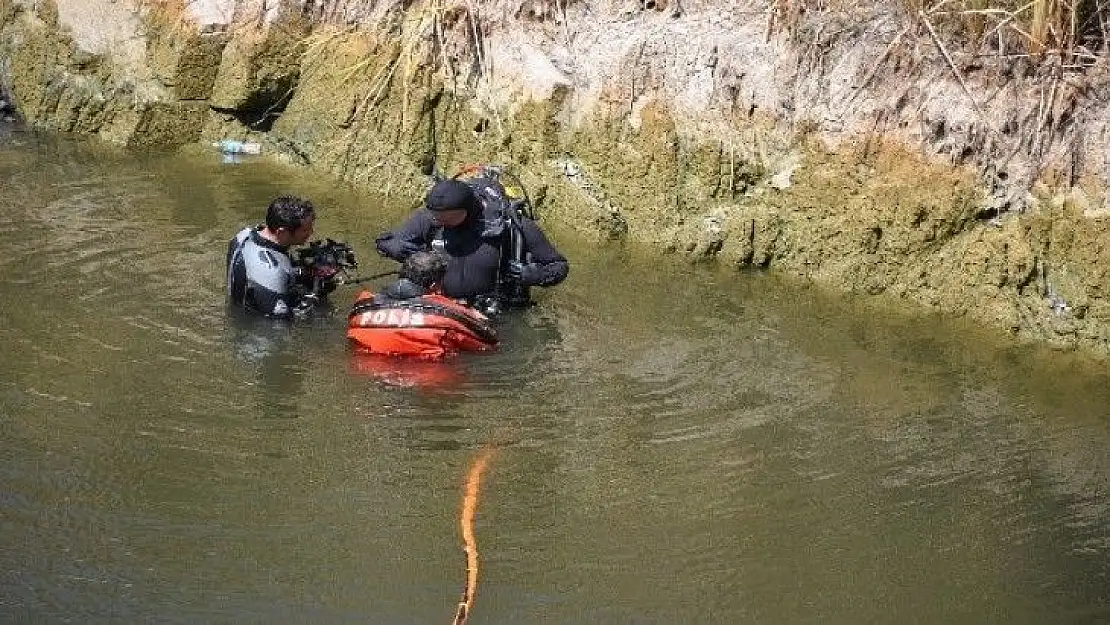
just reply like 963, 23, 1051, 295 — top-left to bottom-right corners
920, 9, 985, 117
766, 0, 795, 42
1044, 68, 1061, 140
1067, 0, 1077, 61
432, 1, 457, 86
728, 140, 735, 197
555, 0, 577, 66
135, 0, 201, 36
339, 2, 435, 125
463, 0, 487, 77
461, 0, 508, 136
847, 25, 910, 105
302, 27, 358, 64
904, 0, 1106, 59
1031, 0, 1051, 49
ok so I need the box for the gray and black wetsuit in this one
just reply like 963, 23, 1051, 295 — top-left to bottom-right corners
226, 227, 300, 318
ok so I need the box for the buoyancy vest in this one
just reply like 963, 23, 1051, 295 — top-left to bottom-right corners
346, 287, 499, 359
449, 165, 534, 307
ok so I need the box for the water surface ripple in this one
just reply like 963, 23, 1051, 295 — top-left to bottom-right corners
0, 128, 1107, 624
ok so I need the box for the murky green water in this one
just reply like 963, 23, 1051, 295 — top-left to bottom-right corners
1, 125, 1108, 624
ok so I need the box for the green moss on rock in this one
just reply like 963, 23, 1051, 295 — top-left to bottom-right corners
209, 18, 308, 113
147, 21, 227, 100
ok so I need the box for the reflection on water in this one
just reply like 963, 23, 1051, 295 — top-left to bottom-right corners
0, 129, 1108, 624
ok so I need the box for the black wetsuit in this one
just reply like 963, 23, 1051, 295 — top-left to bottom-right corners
375, 202, 569, 302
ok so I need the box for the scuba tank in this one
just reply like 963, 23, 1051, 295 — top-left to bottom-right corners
450, 164, 536, 310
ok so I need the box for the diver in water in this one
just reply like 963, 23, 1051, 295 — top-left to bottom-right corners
226, 195, 332, 318
347, 251, 498, 358
375, 173, 569, 315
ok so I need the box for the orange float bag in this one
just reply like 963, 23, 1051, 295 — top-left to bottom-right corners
346, 291, 498, 359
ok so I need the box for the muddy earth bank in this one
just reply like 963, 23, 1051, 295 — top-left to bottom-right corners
4, 0, 1110, 353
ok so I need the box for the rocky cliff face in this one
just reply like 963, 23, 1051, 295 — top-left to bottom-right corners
4, 0, 1110, 353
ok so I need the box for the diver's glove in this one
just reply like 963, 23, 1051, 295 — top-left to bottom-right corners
292, 293, 320, 320
375, 235, 422, 260
506, 261, 544, 286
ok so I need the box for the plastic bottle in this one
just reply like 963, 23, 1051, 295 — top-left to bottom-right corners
213, 139, 262, 155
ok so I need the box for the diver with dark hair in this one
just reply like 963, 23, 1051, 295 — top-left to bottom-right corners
347, 251, 498, 358
375, 171, 569, 315
388, 248, 451, 298
226, 195, 325, 318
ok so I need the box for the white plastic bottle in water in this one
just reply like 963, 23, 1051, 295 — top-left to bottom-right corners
213, 139, 262, 155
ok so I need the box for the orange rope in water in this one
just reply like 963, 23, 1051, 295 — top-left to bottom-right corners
452, 448, 494, 625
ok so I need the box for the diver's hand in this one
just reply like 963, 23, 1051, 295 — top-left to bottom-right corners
507, 261, 543, 286
292, 293, 319, 320
376, 236, 422, 259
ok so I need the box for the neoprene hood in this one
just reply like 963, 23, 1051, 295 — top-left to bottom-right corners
426, 179, 476, 212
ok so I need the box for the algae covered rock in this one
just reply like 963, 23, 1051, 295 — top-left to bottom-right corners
148, 25, 228, 101
209, 18, 307, 121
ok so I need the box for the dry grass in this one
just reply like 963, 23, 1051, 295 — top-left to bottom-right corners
775, 1, 1107, 62
320, 0, 478, 128
910, 0, 1107, 60
135, 0, 202, 35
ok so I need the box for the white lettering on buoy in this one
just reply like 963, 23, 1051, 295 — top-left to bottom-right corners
360, 307, 427, 327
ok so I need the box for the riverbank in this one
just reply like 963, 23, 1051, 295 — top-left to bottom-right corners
4, 0, 1110, 353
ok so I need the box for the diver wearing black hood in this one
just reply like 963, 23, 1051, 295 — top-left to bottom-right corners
375, 178, 569, 308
